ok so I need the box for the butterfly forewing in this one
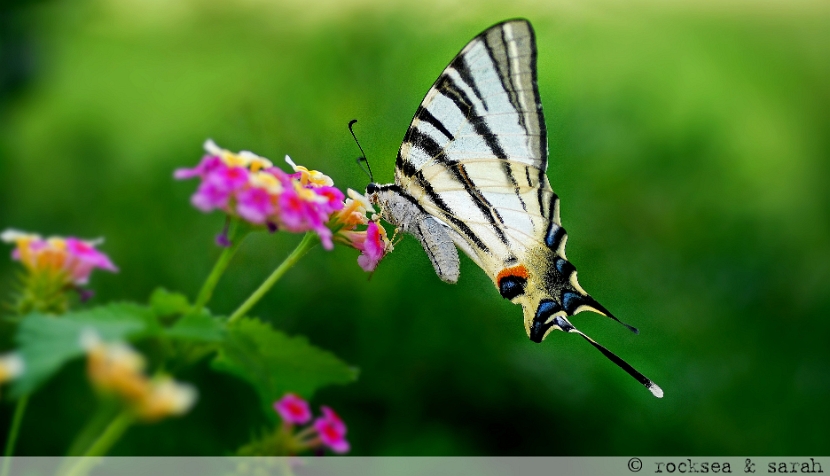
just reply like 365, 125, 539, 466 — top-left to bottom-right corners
395, 19, 553, 274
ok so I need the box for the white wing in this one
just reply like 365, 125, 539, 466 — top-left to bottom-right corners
394, 19, 557, 274
376, 20, 663, 397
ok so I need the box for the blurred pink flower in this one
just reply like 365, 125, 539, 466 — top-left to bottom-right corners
267, 398, 351, 455
274, 393, 312, 425
63, 238, 118, 285
313, 406, 349, 454
191, 178, 233, 211
2, 230, 117, 286
173, 155, 223, 180
236, 187, 275, 224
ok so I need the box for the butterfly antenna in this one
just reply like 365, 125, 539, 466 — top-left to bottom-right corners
553, 316, 663, 398
349, 119, 374, 182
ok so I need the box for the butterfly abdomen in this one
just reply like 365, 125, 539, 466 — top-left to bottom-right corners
370, 184, 460, 283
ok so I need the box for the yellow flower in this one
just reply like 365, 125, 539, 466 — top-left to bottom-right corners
242, 152, 274, 173
81, 330, 197, 421
293, 181, 330, 204
204, 139, 273, 170
0, 353, 24, 384
333, 189, 375, 228
248, 170, 284, 194
284, 155, 334, 188
82, 330, 149, 401
134, 377, 198, 422
2, 230, 66, 278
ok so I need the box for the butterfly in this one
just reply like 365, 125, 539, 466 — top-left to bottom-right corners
365, 19, 662, 398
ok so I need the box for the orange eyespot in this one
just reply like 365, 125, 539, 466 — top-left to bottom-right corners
496, 265, 529, 284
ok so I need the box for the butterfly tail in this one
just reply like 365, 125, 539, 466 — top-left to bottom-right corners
537, 237, 639, 335
553, 315, 663, 398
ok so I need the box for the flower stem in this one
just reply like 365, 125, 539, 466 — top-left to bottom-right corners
192, 220, 249, 312
61, 411, 134, 476
81, 410, 133, 457
65, 401, 119, 456
227, 232, 318, 324
0, 395, 29, 476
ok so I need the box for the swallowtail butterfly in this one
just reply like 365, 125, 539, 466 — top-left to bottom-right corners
365, 19, 662, 397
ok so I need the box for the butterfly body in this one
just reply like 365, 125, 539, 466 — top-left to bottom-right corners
369, 183, 460, 283
366, 19, 662, 397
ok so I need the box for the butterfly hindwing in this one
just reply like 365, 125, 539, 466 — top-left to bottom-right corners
367, 19, 662, 397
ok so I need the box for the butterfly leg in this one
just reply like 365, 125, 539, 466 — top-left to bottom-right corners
390, 226, 401, 245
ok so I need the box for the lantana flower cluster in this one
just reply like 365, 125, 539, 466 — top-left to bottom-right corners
2, 230, 117, 286
2, 229, 118, 313
273, 393, 349, 454
82, 330, 197, 422
175, 140, 345, 249
176, 140, 392, 271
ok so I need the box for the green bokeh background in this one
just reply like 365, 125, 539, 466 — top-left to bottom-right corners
1, 0, 828, 456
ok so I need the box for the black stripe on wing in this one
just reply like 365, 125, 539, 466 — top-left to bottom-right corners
437, 75, 508, 162
525, 22, 549, 219
396, 152, 490, 253
394, 19, 552, 255
487, 22, 527, 132
449, 56, 526, 209
438, 73, 526, 213
451, 162, 509, 245
413, 106, 455, 142
403, 127, 510, 247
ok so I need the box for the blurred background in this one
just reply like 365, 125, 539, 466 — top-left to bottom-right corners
1, 0, 828, 456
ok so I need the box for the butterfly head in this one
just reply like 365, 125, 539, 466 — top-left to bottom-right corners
364, 183, 382, 212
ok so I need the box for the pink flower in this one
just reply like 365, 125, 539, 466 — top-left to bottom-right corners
213, 165, 250, 191
356, 222, 387, 272
173, 155, 223, 180
336, 220, 391, 272
277, 188, 313, 231
277, 186, 342, 250
268, 399, 351, 455
313, 406, 349, 453
236, 187, 275, 224
314, 186, 346, 214
177, 141, 349, 249
1, 230, 117, 286
64, 238, 118, 285
274, 393, 311, 425
191, 178, 233, 211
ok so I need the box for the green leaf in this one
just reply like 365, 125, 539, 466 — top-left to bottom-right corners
12, 303, 159, 397
149, 288, 191, 317
164, 312, 225, 343
211, 318, 357, 409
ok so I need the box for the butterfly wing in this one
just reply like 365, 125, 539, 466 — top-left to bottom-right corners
394, 19, 555, 280
392, 18, 637, 346
375, 19, 662, 397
